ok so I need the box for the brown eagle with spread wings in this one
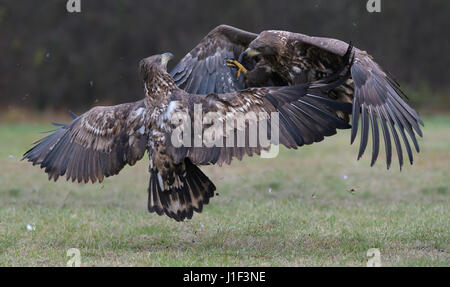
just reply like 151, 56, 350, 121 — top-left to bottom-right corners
171, 25, 423, 169
24, 25, 423, 222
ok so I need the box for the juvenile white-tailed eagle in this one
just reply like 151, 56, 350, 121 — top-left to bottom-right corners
170, 25, 423, 169
24, 48, 354, 221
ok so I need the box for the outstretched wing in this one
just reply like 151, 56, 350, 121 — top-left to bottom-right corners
170, 25, 257, 94
290, 34, 424, 169
168, 59, 353, 166
23, 100, 149, 183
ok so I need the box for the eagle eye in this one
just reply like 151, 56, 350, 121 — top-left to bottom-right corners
261, 46, 276, 56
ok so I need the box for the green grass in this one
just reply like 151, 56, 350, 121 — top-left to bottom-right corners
0, 115, 449, 266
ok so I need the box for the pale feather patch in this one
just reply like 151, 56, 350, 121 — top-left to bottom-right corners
292, 66, 302, 73
165, 101, 179, 119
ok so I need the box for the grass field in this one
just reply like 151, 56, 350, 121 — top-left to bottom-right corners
0, 115, 449, 266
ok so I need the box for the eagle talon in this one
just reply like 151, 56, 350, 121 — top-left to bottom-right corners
226, 59, 247, 79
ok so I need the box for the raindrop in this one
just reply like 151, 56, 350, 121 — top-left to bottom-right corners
343, 175, 348, 180
8, 155, 14, 159
268, 188, 272, 193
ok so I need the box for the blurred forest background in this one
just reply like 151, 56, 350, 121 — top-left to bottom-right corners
1, 0, 449, 116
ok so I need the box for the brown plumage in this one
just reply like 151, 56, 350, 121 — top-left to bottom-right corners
24, 47, 354, 221
172, 25, 424, 170
24, 24, 423, 222
24, 100, 148, 184
170, 25, 258, 94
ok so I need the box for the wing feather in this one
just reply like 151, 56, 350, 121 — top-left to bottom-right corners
369, 106, 380, 167
167, 59, 353, 165
23, 100, 148, 183
170, 25, 257, 94
289, 33, 423, 169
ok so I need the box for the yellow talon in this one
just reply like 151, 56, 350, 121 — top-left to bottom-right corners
226, 59, 248, 79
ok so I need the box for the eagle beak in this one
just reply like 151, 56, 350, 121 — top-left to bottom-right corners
161, 52, 174, 67
240, 48, 261, 61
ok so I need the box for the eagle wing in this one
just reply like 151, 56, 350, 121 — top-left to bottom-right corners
290, 34, 424, 169
170, 25, 257, 94
23, 100, 149, 183
168, 61, 353, 166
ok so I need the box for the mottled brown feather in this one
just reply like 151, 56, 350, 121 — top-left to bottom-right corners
23, 100, 148, 183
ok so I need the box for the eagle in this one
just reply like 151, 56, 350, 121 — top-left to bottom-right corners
170, 25, 423, 169
23, 25, 423, 222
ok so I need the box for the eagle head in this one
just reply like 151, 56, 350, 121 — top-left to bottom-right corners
139, 52, 174, 81
240, 30, 289, 60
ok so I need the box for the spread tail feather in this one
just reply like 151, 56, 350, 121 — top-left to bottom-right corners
148, 159, 216, 221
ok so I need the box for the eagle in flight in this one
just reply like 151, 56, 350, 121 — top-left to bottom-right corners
24, 25, 423, 221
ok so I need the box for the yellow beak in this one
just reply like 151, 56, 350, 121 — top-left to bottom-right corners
243, 48, 261, 58
161, 52, 174, 67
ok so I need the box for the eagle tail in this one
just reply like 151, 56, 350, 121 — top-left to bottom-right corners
148, 159, 216, 221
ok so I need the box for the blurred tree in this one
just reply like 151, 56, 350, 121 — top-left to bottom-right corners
0, 0, 449, 111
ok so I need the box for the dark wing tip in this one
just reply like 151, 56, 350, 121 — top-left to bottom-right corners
350, 50, 422, 169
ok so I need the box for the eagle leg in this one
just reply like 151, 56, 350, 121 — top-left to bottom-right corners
226, 59, 248, 78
